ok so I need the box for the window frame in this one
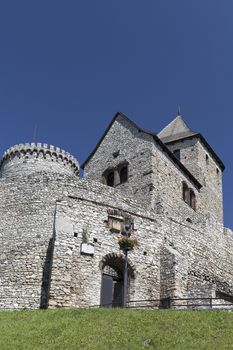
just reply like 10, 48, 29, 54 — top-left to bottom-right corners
119, 164, 128, 184
102, 162, 129, 188
182, 181, 196, 211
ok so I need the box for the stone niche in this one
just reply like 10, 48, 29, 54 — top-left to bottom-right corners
106, 209, 134, 235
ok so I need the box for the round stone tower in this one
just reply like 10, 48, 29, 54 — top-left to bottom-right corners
0, 143, 79, 178
0, 143, 80, 309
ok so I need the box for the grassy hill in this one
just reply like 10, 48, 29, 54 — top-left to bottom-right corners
1, 308, 233, 350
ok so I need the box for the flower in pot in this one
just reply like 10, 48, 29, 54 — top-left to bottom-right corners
118, 237, 139, 251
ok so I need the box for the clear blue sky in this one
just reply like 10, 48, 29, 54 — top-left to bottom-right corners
0, 1, 232, 227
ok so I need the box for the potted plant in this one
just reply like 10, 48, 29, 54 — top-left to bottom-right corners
118, 237, 138, 251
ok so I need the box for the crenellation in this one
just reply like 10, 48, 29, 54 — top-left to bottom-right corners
0, 143, 80, 178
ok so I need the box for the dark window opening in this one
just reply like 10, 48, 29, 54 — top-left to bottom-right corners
103, 163, 129, 188
206, 154, 209, 164
182, 182, 190, 205
174, 149, 180, 161
107, 172, 114, 187
190, 190, 196, 211
182, 182, 196, 211
120, 166, 128, 184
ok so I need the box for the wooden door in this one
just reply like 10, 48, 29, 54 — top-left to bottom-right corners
113, 281, 123, 307
100, 274, 113, 307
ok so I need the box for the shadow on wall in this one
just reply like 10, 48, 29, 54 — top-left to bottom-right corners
40, 237, 55, 309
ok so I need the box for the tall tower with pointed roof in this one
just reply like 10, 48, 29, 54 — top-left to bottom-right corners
158, 113, 224, 224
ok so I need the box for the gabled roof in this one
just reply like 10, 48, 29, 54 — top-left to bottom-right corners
81, 112, 202, 190
158, 115, 198, 143
158, 114, 225, 171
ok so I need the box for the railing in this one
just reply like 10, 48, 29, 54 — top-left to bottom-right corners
91, 297, 233, 310
2, 297, 233, 311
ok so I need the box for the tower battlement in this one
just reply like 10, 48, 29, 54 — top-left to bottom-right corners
0, 142, 79, 178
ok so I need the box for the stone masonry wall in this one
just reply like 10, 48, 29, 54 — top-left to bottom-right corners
1, 168, 233, 309
0, 170, 164, 309
0, 116, 232, 310
167, 138, 223, 225
150, 142, 201, 224
0, 173, 67, 309
84, 115, 155, 209
49, 179, 163, 307
84, 115, 202, 224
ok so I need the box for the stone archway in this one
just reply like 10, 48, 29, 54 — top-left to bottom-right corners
100, 253, 136, 307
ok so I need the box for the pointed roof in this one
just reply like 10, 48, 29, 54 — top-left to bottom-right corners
158, 114, 225, 171
158, 115, 198, 144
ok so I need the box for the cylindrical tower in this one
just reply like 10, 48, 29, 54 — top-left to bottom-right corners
0, 143, 79, 309
0, 143, 79, 178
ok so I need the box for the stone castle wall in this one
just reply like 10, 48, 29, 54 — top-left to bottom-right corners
0, 169, 163, 309
0, 172, 75, 309
0, 143, 79, 309
0, 115, 232, 310
84, 115, 201, 220
167, 138, 223, 224
84, 115, 155, 209
49, 186, 162, 307
1, 168, 233, 310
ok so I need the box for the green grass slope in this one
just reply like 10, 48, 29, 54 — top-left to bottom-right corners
1, 308, 233, 350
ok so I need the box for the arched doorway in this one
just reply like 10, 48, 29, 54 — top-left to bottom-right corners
101, 265, 123, 307
100, 253, 136, 307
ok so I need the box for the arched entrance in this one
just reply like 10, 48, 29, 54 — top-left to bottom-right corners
100, 253, 136, 307
101, 265, 123, 307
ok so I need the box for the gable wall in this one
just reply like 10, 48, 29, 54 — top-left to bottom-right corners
84, 115, 155, 208
84, 115, 203, 220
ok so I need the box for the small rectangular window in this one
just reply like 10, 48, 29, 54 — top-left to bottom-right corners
107, 172, 114, 187
120, 166, 128, 184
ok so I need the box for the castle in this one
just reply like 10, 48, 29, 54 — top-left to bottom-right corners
0, 111, 232, 309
